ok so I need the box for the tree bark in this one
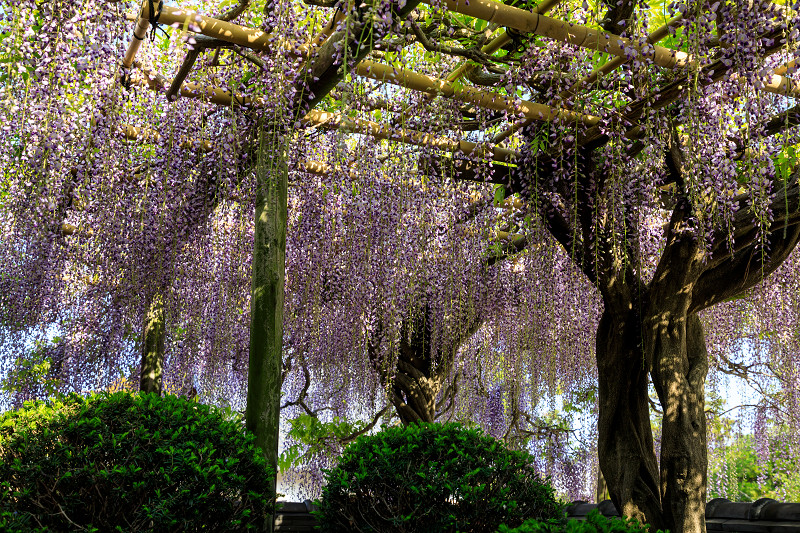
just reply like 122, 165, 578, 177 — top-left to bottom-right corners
246, 128, 287, 531
139, 292, 165, 394
596, 308, 665, 530
370, 304, 483, 425
596, 468, 609, 503
649, 313, 708, 533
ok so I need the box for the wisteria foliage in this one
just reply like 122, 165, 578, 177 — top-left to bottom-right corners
1, 0, 799, 501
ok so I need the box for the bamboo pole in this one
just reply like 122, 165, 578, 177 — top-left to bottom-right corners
61, 223, 77, 236
774, 59, 797, 77
121, 122, 338, 177
355, 59, 600, 127
131, 0, 798, 117
122, 4, 151, 69
385, 0, 562, 130
121, 123, 214, 151
132, 0, 799, 103
445, 0, 563, 82
440, 0, 691, 69
302, 109, 520, 162
131, 63, 521, 162
764, 69, 800, 96
492, 13, 685, 143
561, 13, 685, 101
140, 3, 274, 52
135, 63, 266, 107
441, 0, 800, 100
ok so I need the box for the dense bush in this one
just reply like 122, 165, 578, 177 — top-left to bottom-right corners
315, 422, 564, 532
0, 391, 274, 532
498, 509, 657, 533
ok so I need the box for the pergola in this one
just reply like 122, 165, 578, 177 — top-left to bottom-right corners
111, 0, 799, 525
119, 0, 798, 155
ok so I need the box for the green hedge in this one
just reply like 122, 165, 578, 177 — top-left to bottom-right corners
498, 509, 661, 533
315, 422, 564, 532
0, 391, 274, 532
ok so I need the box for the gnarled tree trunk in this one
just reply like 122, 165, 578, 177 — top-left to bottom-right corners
140, 291, 165, 394
596, 307, 664, 530
595, 183, 800, 533
370, 304, 482, 425
649, 313, 707, 533
597, 301, 709, 533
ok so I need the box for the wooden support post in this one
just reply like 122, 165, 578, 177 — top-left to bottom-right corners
246, 126, 287, 533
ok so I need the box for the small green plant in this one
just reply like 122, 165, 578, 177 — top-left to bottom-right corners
0, 391, 274, 532
314, 422, 564, 532
278, 413, 368, 470
497, 509, 659, 533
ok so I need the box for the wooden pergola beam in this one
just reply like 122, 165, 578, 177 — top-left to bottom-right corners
440, 0, 691, 69
303, 109, 520, 162
355, 59, 600, 127
131, 61, 520, 162
492, 12, 685, 143
121, 122, 334, 175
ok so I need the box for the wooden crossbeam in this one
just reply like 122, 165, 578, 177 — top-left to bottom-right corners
440, 0, 691, 69
131, 61, 520, 162
492, 12, 685, 143
120, 121, 334, 175
355, 59, 600, 127
303, 109, 519, 162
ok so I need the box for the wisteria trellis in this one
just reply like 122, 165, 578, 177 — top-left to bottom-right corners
1, 0, 799, 531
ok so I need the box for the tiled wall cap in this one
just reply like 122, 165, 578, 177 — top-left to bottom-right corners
597, 500, 620, 516
749, 498, 780, 521
705, 498, 732, 518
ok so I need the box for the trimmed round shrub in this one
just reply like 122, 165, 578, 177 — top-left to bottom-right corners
315, 422, 564, 532
0, 391, 274, 532
498, 509, 659, 533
